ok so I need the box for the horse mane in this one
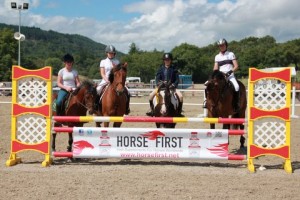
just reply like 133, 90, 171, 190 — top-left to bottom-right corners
108, 64, 127, 83
212, 70, 225, 80
72, 79, 95, 95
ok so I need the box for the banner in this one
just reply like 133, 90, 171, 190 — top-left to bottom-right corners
72, 127, 229, 160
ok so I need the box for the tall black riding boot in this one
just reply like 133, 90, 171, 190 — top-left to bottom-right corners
125, 92, 131, 115
178, 101, 184, 117
146, 100, 154, 116
233, 91, 240, 112
56, 104, 62, 116
94, 95, 100, 112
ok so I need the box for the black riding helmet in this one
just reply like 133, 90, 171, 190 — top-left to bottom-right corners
63, 53, 74, 62
162, 53, 173, 60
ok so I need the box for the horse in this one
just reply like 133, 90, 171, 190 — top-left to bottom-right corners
95, 63, 128, 128
52, 80, 97, 153
205, 70, 247, 148
153, 82, 180, 128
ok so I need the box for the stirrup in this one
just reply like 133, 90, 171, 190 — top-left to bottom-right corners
202, 100, 207, 108
146, 111, 153, 116
178, 113, 185, 117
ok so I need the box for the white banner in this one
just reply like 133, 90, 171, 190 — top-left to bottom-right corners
72, 127, 229, 160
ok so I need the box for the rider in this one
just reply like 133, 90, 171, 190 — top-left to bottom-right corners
212, 38, 240, 112
146, 53, 184, 117
96, 45, 130, 115
56, 53, 81, 116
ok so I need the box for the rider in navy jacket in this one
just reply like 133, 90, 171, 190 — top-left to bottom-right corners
146, 53, 184, 117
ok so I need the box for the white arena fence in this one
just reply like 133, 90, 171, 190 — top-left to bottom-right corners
1, 87, 300, 118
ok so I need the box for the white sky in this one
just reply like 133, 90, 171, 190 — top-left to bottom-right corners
1, 0, 299, 53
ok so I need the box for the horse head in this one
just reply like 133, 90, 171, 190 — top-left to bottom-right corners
154, 81, 177, 128
109, 63, 127, 96
155, 81, 174, 117
71, 80, 97, 115
206, 70, 227, 110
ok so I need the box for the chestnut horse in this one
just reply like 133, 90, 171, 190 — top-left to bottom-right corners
52, 80, 97, 152
96, 63, 128, 127
205, 70, 247, 148
153, 82, 179, 128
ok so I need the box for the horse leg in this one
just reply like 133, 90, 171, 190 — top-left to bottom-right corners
103, 122, 109, 127
240, 135, 246, 149
210, 123, 215, 129
239, 124, 245, 149
113, 122, 122, 128
67, 132, 73, 152
52, 133, 56, 152
96, 122, 101, 127
156, 123, 161, 128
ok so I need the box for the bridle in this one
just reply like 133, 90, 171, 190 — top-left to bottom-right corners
110, 66, 126, 96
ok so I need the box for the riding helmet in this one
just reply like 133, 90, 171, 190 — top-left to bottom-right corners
105, 45, 116, 53
162, 53, 173, 60
63, 53, 74, 62
217, 38, 228, 47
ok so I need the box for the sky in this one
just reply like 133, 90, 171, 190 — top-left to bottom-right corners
0, 0, 300, 53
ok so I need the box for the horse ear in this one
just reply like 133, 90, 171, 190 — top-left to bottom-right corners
122, 62, 128, 68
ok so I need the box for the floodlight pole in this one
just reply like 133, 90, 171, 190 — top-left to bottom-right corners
18, 8, 21, 66
11, 2, 29, 66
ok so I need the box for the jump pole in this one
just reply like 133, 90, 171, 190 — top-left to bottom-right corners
53, 116, 246, 124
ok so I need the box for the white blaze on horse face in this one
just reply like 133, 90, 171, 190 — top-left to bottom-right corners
159, 91, 167, 115
161, 103, 167, 115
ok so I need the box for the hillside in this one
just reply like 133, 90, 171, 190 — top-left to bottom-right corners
0, 23, 125, 79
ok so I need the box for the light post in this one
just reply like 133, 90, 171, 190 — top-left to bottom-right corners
11, 2, 29, 66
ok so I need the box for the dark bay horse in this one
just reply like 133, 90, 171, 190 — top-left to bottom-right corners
206, 70, 247, 148
153, 82, 180, 128
52, 80, 97, 152
96, 63, 128, 127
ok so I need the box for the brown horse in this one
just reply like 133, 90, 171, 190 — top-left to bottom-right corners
96, 63, 128, 127
52, 80, 97, 152
205, 70, 247, 148
153, 82, 179, 128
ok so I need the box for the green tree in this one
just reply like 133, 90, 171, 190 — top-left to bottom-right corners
0, 28, 17, 81
45, 57, 63, 75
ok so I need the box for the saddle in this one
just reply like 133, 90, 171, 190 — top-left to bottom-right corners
53, 92, 72, 115
95, 83, 110, 115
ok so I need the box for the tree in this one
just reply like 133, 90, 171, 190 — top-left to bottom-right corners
45, 57, 63, 75
0, 28, 17, 81
128, 43, 141, 55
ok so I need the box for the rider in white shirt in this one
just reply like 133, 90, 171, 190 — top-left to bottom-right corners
96, 45, 130, 114
96, 45, 120, 94
214, 38, 240, 112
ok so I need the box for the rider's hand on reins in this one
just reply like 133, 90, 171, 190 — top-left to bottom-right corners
169, 84, 175, 90
64, 86, 73, 92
